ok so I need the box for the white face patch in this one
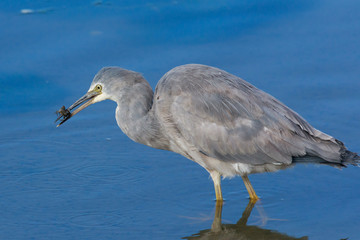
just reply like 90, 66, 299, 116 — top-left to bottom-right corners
87, 83, 111, 103
92, 92, 110, 103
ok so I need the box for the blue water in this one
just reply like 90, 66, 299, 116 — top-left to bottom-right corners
1, 0, 359, 239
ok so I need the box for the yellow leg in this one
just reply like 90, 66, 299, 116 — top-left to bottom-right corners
210, 171, 223, 201
242, 175, 259, 202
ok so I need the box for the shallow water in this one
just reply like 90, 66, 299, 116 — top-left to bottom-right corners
1, 0, 359, 239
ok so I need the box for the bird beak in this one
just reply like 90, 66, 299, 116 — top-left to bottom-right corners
56, 90, 101, 127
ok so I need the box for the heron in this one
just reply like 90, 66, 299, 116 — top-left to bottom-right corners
56, 64, 359, 202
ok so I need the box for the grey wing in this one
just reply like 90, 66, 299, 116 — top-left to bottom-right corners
157, 65, 342, 165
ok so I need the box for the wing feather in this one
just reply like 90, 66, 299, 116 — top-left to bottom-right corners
155, 64, 342, 166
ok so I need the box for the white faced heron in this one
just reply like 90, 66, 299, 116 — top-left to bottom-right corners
56, 64, 359, 202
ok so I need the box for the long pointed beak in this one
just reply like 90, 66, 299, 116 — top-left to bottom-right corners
56, 90, 101, 127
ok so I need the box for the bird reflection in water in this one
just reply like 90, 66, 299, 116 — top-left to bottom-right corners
183, 201, 308, 240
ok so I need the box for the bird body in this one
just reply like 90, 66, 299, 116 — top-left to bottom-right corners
154, 64, 346, 176
56, 64, 359, 201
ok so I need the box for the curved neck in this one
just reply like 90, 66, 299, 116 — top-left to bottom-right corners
114, 80, 169, 150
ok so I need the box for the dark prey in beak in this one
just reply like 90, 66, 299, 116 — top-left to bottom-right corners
55, 106, 71, 126
55, 90, 100, 127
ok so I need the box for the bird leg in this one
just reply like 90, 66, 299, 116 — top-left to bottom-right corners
210, 171, 223, 201
241, 175, 259, 202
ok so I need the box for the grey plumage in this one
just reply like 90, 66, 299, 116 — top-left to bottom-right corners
153, 65, 358, 174
57, 64, 359, 200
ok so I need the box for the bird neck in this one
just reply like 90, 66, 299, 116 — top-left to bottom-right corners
114, 80, 169, 150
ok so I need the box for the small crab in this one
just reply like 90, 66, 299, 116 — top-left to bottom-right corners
55, 106, 71, 127
55, 87, 101, 127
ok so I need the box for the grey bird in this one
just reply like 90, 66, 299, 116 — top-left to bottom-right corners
56, 64, 359, 201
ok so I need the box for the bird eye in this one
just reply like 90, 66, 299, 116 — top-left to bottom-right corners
95, 84, 102, 92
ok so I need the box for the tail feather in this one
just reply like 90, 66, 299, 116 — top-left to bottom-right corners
341, 151, 360, 166
293, 155, 345, 168
294, 137, 359, 168
338, 140, 360, 166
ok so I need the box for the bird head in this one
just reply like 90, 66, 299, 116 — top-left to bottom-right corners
55, 67, 138, 127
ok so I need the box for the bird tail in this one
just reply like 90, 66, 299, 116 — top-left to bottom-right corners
338, 140, 360, 166
293, 138, 359, 168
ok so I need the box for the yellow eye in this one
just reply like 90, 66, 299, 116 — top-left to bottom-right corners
95, 84, 102, 92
